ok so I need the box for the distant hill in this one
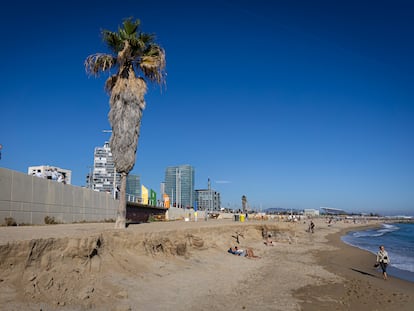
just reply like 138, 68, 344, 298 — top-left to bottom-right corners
264, 207, 302, 214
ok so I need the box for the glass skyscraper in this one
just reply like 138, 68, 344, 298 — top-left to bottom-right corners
164, 164, 195, 208
126, 174, 141, 202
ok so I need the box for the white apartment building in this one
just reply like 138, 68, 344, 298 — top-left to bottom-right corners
89, 142, 120, 197
28, 165, 72, 184
303, 209, 320, 217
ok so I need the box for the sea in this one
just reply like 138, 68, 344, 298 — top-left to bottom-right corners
341, 222, 414, 283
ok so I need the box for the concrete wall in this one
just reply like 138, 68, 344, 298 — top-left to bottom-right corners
166, 207, 234, 221
0, 167, 118, 225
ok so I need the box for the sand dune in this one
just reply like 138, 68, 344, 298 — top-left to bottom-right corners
0, 219, 412, 310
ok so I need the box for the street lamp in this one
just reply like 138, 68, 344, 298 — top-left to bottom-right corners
87, 166, 93, 189
175, 168, 181, 208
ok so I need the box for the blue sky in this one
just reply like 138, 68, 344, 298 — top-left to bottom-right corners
1, 0, 413, 215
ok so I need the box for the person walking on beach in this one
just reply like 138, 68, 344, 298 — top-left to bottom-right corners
308, 221, 315, 233
376, 245, 390, 280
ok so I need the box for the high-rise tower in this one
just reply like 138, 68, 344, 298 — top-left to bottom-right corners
89, 142, 120, 197
126, 174, 141, 201
164, 164, 195, 208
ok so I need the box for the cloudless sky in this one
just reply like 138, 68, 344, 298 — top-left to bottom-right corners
1, 0, 413, 215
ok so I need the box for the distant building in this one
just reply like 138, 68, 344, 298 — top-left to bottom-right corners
160, 182, 165, 197
86, 142, 142, 201
88, 142, 120, 197
303, 209, 320, 217
196, 178, 221, 211
164, 164, 195, 208
321, 207, 347, 215
28, 165, 72, 184
126, 174, 141, 202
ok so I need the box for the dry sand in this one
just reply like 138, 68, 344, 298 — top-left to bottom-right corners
0, 218, 412, 311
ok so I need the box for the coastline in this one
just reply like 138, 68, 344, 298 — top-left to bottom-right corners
295, 224, 414, 310
340, 223, 414, 283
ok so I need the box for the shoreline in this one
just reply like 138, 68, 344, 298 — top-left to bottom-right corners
295, 223, 414, 310
340, 224, 414, 284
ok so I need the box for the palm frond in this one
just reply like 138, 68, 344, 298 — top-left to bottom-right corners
139, 45, 166, 84
129, 38, 146, 56
128, 33, 155, 56
139, 33, 155, 45
118, 18, 140, 41
122, 18, 140, 36
84, 53, 116, 76
103, 30, 124, 53
90, 17, 166, 84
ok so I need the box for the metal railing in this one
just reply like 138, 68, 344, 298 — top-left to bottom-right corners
126, 194, 142, 204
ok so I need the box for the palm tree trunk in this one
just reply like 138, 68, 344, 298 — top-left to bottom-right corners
242, 195, 247, 213
115, 172, 127, 229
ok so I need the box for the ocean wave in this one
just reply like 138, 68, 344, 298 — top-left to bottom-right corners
382, 223, 399, 231
352, 231, 383, 238
392, 262, 414, 273
388, 251, 414, 268
351, 224, 399, 238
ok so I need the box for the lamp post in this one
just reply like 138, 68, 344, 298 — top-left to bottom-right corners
113, 167, 117, 200
175, 168, 181, 208
208, 178, 212, 212
87, 166, 93, 189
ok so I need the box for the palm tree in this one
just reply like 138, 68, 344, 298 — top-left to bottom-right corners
241, 195, 247, 214
85, 18, 166, 229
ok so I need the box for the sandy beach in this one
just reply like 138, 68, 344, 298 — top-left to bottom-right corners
294, 224, 414, 311
0, 218, 412, 310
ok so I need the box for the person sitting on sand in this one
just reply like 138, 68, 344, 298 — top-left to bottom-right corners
234, 246, 245, 256
264, 234, 273, 246
228, 246, 260, 258
228, 247, 237, 254
228, 246, 242, 255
